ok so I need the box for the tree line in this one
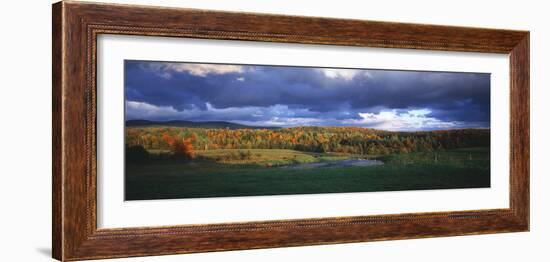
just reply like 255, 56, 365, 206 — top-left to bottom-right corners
125, 126, 490, 157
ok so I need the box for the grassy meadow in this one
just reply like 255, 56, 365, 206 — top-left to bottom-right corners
125, 126, 490, 200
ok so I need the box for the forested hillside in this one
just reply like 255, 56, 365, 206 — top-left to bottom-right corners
125, 124, 490, 157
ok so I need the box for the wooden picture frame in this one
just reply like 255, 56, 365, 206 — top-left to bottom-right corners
52, 1, 529, 261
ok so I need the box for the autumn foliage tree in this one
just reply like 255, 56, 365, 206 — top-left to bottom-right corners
162, 133, 194, 159
125, 126, 490, 157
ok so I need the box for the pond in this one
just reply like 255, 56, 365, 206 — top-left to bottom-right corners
281, 159, 384, 169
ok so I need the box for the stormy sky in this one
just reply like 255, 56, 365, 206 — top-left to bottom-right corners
124, 60, 490, 131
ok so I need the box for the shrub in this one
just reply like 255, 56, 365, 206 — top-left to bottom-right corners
162, 133, 194, 160
126, 144, 150, 162
238, 150, 252, 160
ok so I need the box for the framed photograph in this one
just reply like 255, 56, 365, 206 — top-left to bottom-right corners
52, 1, 529, 261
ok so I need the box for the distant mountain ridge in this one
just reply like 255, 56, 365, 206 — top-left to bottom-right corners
125, 119, 280, 130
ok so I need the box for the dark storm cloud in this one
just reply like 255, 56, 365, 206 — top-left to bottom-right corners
124, 60, 490, 130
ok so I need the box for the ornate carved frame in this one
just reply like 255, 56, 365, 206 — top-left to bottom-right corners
52, 1, 529, 261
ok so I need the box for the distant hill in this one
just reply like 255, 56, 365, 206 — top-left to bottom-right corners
125, 119, 280, 130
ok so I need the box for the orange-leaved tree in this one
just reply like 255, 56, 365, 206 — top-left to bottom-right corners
162, 133, 194, 159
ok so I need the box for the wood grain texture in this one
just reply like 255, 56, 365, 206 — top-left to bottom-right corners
52, 2, 63, 260
509, 35, 530, 227
52, 1, 530, 261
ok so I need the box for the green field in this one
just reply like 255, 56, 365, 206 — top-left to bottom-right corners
125, 147, 490, 200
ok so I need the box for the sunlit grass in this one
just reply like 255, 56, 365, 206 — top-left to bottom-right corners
125, 147, 490, 200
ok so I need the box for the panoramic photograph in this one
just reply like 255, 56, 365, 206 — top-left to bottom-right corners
124, 60, 491, 201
